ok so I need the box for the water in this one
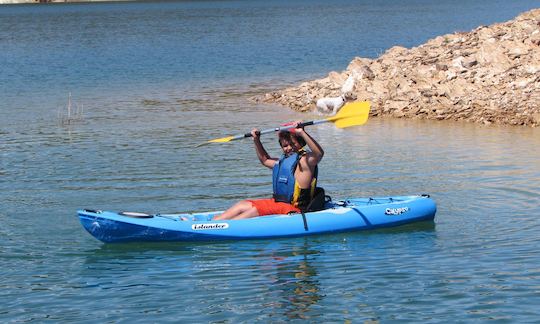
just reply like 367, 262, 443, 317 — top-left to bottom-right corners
1, 0, 540, 322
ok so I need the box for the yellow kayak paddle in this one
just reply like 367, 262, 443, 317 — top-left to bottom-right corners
197, 101, 370, 147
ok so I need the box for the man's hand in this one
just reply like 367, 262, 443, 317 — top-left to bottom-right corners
292, 121, 305, 134
251, 128, 261, 141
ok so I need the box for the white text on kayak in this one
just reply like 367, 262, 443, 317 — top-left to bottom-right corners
191, 223, 229, 230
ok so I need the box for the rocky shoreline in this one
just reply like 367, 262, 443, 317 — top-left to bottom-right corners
255, 9, 540, 127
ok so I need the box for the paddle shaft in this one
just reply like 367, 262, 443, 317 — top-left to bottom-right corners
199, 101, 370, 146
234, 120, 323, 141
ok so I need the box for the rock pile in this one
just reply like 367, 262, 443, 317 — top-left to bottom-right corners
255, 9, 540, 127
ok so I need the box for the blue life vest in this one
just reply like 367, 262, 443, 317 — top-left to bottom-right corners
272, 153, 300, 203
272, 152, 318, 206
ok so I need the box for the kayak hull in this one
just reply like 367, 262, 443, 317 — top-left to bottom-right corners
78, 195, 436, 243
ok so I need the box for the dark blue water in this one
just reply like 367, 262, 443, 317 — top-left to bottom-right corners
2, 0, 538, 107
1, 0, 540, 322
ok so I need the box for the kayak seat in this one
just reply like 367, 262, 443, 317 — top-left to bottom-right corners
297, 187, 331, 231
304, 187, 331, 212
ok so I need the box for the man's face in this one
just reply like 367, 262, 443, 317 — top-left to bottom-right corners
280, 139, 295, 156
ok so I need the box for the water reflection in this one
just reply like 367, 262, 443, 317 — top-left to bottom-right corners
81, 241, 220, 265
263, 241, 323, 320
79, 238, 325, 319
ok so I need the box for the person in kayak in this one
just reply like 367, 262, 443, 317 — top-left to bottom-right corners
214, 121, 324, 220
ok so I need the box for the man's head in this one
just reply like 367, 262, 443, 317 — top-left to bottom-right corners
278, 131, 305, 156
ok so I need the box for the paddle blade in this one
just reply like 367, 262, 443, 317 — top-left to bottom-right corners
331, 101, 371, 128
209, 136, 235, 143
196, 136, 234, 147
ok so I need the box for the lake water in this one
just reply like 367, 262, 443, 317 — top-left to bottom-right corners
1, 0, 540, 322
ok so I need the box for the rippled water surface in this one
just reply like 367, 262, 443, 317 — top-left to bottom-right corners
1, 0, 540, 322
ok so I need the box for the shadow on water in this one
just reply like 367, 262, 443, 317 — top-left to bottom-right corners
81, 241, 225, 264
362, 220, 436, 235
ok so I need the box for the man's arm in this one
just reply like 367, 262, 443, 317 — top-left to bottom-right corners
252, 129, 277, 169
295, 126, 324, 167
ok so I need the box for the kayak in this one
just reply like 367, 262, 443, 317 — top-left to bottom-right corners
77, 195, 436, 243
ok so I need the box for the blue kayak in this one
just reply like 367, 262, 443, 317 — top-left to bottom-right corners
78, 195, 436, 243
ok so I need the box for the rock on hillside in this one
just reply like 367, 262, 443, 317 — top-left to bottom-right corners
256, 9, 540, 127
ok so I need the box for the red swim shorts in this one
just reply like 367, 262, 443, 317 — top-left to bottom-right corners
247, 198, 300, 216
